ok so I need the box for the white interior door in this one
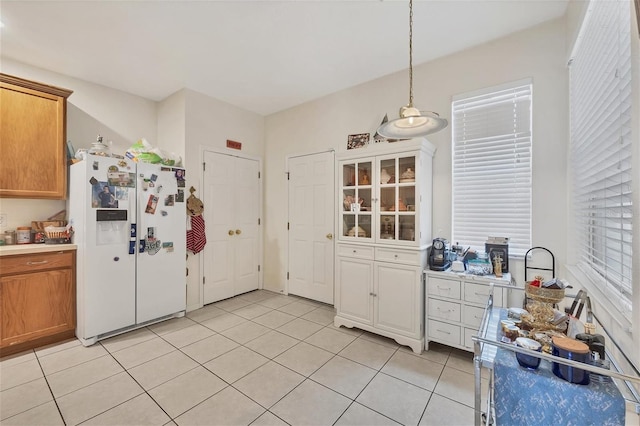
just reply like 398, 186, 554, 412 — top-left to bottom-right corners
203, 151, 260, 304
233, 157, 260, 294
288, 151, 335, 304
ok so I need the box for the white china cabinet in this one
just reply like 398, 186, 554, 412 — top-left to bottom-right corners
334, 138, 435, 353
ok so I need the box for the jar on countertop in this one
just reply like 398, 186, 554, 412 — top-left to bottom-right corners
16, 227, 32, 244
4, 230, 16, 245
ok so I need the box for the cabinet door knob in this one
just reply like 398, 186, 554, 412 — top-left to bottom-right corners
228, 230, 234, 236
326, 233, 333, 240
235, 229, 242, 235
114, 257, 120, 261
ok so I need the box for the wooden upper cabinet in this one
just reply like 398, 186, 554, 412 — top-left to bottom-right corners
0, 73, 73, 199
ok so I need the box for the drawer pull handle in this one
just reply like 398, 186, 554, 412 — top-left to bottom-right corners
437, 307, 452, 313
369, 292, 377, 297
474, 292, 488, 297
27, 260, 49, 265
437, 329, 451, 335
394, 254, 398, 258
437, 286, 450, 291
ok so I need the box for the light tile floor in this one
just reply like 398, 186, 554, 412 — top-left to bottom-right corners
1, 289, 636, 425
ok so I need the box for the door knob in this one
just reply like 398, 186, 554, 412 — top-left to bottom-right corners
326, 233, 333, 240
235, 229, 242, 235
228, 230, 234, 236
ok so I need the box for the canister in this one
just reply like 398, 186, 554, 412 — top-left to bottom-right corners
552, 336, 590, 385
4, 230, 16, 245
16, 227, 32, 244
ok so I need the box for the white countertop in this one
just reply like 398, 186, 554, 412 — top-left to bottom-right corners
0, 244, 77, 256
424, 268, 515, 285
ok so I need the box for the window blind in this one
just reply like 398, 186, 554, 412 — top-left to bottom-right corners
570, 0, 633, 318
451, 82, 532, 256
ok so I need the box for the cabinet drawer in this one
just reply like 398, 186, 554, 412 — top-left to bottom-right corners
0, 251, 73, 275
464, 327, 478, 350
337, 244, 374, 260
428, 319, 461, 346
427, 277, 461, 299
375, 247, 421, 265
464, 283, 501, 305
463, 305, 485, 328
428, 298, 461, 323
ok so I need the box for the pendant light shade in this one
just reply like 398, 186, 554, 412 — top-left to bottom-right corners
377, 0, 448, 139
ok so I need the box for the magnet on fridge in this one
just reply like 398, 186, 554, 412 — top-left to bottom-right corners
146, 239, 161, 255
142, 180, 150, 191
118, 160, 127, 167
150, 174, 158, 182
130, 223, 137, 238
108, 165, 118, 173
129, 240, 136, 254
156, 185, 163, 193
93, 161, 99, 170
139, 239, 145, 253
147, 227, 156, 240
161, 210, 168, 216
149, 182, 155, 188
89, 177, 98, 186
145, 195, 159, 214
163, 242, 174, 253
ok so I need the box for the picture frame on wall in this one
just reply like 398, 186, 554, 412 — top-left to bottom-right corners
347, 133, 370, 150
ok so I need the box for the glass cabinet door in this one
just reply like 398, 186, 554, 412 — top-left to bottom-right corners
340, 160, 373, 240
377, 155, 417, 244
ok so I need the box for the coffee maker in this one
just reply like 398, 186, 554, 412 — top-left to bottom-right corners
429, 238, 451, 271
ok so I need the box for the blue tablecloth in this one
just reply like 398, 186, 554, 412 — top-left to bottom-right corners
494, 342, 625, 425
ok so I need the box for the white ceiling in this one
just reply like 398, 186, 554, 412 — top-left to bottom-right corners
0, 1, 569, 116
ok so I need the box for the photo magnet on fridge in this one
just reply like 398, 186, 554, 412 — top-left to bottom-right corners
163, 242, 174, 253
150, 174, 158, 182
145, 195, 159, 214
108, 171, 135, 188
92, 182, 118, 208
89, 177, 98, 186
164, 194, 175, 206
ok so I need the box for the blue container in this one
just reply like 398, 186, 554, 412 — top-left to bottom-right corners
552, 337, 590, 385
515, 337, 542, 369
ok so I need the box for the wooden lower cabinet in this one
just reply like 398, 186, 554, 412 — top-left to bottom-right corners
0, 250, 76, 356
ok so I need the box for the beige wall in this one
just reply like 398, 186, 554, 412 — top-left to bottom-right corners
263, 18, 568, 293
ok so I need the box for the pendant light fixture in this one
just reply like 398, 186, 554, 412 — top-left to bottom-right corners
376, 0, 448, 139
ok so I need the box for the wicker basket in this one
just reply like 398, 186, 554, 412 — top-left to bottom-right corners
525, 282, 565, 303
44, 226, 72, 244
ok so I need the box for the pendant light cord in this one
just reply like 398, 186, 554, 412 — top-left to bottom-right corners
408, 0, 414, 108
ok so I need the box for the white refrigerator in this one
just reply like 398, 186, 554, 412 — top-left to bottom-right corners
69, 154, 187, 346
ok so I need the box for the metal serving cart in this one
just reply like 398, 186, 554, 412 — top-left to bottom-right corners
472, 284, 640, 425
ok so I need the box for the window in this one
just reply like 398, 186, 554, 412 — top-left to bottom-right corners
451, 80, 533, 256
569, 0, 633, 320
